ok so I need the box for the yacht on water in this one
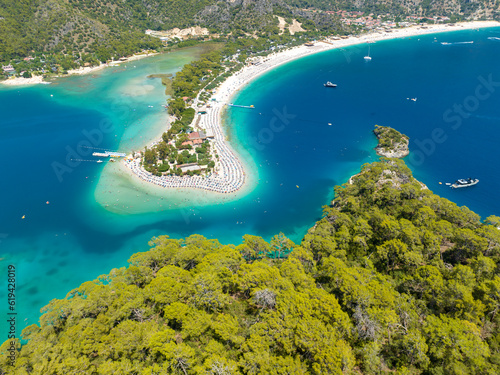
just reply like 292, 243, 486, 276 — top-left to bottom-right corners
364, 46, 372, 61
324, 81, 337, 87
451, 178, 479, 189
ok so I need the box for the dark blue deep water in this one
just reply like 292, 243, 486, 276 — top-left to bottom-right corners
229, 28, 500, 221
1, 29, 500, 334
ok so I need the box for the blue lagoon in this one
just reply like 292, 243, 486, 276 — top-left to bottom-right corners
1, 27, 500, 332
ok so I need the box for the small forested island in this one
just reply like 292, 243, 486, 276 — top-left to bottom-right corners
374, 125, 410, 158
3, 158, 500, 374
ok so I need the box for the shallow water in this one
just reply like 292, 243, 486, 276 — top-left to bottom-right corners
1, 28, 500, 334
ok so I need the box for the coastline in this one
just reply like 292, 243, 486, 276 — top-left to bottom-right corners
5, 27, 500, 341
0, 51, 159, 87
122, 75, 257, 196
122, 20, 500, 198
0, 74, 48, 86
2, 21, 498, 89
373, 126, 410, 158
95, 148, 258, 214
215, 20, 500, 102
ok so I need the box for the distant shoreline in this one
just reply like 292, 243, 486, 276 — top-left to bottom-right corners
217, 20, 500, 104
2, 21, 498, 89
5, 20, 499, 201
122, 20, 500, 196
0, 52, 159, 87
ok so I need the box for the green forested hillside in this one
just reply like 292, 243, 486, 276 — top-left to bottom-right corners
67, 0, 214, 31
0, 0, 165, 66
3, 158, 500, 374
2, 0, 499, 66
287, 0, 499, 18
0, 0, 333, 64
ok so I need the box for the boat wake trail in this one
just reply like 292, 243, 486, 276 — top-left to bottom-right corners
472, 114, 500, 122
488, 37, 500, 41
441, 41, 474, 45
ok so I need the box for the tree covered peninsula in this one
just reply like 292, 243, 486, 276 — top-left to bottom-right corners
2, 153, 500, 374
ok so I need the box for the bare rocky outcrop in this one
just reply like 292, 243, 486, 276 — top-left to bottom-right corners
275, 15, 305, 35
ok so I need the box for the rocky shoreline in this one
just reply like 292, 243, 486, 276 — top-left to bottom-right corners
373, 125, 409, 158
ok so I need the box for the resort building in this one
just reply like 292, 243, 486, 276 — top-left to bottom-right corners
181, 139, 203, 147
188, 131, 207, 141
2, 64, 15, 74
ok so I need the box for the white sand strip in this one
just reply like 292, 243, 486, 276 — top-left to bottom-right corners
124, 20, 500, 195
1, 52, 159, 86
0, 75, 47, 86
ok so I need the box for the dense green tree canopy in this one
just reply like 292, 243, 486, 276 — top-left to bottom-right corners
0, 0, 348, 67
2, 157, 500, 374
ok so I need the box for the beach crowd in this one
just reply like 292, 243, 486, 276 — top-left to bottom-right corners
124, 98, 246, 193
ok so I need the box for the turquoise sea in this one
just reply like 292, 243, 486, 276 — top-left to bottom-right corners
2, 29, 500, 335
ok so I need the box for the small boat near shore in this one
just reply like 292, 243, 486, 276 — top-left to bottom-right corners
451, 178, 479, 189
364, 46, 372, 61
324, 81, 337, 87
228, 103, 255, 109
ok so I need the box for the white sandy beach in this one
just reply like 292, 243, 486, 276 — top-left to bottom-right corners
95, 151, 258, 214
0, 65, 108, 86
216, 20, 500, 102
0, 74, 47, 86
66, 63, 109, 75
65, 52, 158, 74
126, 52, 160, 62
4, 20, 499, 203
1, 52, 159, 86
122, 20, 500, 197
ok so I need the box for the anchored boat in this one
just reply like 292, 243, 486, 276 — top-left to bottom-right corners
451, 178, 479, 189
324, 81, 337, 87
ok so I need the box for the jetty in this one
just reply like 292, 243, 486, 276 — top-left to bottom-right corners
92, 151, 126, 158
227, 104, 255, 109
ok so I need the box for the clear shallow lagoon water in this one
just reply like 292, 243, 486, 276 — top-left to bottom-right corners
2, 29, 500, 333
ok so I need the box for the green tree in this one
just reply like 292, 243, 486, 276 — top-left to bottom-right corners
424, 315, 490, 374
